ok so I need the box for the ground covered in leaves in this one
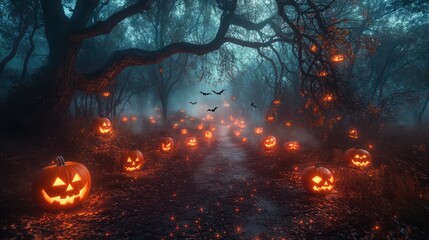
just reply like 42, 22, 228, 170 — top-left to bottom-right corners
0, 121, 428, 239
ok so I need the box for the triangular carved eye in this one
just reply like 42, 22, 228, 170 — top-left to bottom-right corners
329, 176, 334, 182
53, 177, 66, 186
312, 176, 322, 184
362, 155, 367, 158
354, 154, 360, 158
103, 122, 107, 126
135, 158, 139, 162
72, 174, 81, 182
127, 157, 132, 162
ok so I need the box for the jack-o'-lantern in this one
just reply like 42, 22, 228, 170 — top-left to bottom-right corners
348, 128, 359, 139
233, 130, 241, 137
266, 115, 274, 122
123, 150, 144, 172
93, 118, 112, 135
322, 93, 334, 102
33, 156, 91, 210
284, 141, 301, 152
261, 136, 277, 151
254, 127, 264, 135
284, 121, 292, 127
273, 99, 280, 105
160, 137, 174, 153
241, 137, 248, 143
318, 71, 328, 77
180, 119, 185, 123
102, 91, 111, 97
185, 137, 198, 148
121, 116, 129, 122
172, 123, 179, 129
344, 148, 371, 168
204, 131, 213, 140
181, 128, 188, 135
331, 54, 345, 62
301, 165, 334, 195
131, 116, 137, 121
310, 44, 318, 53
197, 124, 204, 130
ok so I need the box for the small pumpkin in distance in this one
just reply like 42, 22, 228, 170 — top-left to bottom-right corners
344, 148, 371, 168
261, 136, 277, 151
284, 141, 301, 152
93, 117, 112, 135
33, 156, 91, 210
160, 137, 174, 153
123, 150, 145, 172
185, 137, 198, 148
301, 164, 334, 195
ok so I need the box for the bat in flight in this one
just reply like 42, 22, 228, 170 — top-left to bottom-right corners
212, 89, 225, 95
207, 107, 218, 112
200, 91, 212, 96
189, 102, 197, 105
251, 102, 257, 108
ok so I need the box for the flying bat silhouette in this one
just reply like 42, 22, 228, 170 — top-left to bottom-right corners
189, 102, 197, 105
200, 91, 212, 96
251, 102, 257, 108
207, 107, 218, 112
212, 89, 225, 95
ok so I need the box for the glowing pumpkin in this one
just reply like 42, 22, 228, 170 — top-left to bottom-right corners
331, 54, 345, 62
301, 165, 334, 195
254, 127, 264, 135
261, 136, 277, 151
131, 116, 137, 121
33, 156, 91, 210
273, 99, 280, 105
322, 93, 334, 102
266, 115, 274, 122
241, 137, 248, 143
318, 71, 328, 77
185, 137, 198, 148
123, 150, 144, 172
284, 121, 292, 127
181, 129, 188, 135
344, 148, 371, 168
284, 141, 301, 152
121, 116, 129, 122
160, 137, 174, 153
233, 130, 241, 137
310, 44, 318, 53
93, 118, 112, 135
204, 131, 213, 140
348, 128, 359, 139
102, 91, 111, 97
197, 124, 204, 130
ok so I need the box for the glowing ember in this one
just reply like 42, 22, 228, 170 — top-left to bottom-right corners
322, 93, 334, 102
101, 91, 111, 97
318, 71, 328, 77
310, 44, 318, 52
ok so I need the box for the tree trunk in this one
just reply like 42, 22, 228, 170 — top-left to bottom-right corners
417, 93, 429, 126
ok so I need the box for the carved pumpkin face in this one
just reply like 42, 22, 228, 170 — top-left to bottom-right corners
123, 150, 144, 172
185, 137, 198, 148
233, 130, 241, 137
344, 148, 371, 168
254, 127, 264, 135
261, 136, 277, 151
197, 124, 204, 130
93, 118, 112, 135
181, 129, 188, 135
33, 156, 91, 210
160, 137, 174, 153
331, 54, 345, 62
284, 141, 301, 152
266, 115, 274, 122
348, 128, 359, 139
204, 131, 213, 140
301, 165, 334, 195
102, 91, 111, 97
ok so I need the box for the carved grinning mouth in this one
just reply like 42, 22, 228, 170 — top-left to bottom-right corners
352, 160, 370, 167
41, 183, 88, 205
99, 127, 111, 133
125, 164, 142, 171
313, 185, 333, 191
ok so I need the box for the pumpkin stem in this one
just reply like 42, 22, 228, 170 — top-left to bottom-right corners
54, 156, 65, 166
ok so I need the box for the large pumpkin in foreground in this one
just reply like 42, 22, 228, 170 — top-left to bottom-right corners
301, 165, 334, 195
344, 148, 371, 168
33, 156, 91, 210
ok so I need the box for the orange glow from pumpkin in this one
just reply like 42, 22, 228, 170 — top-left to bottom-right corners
98, 121, 112, 134
273, 99, 280, 105
262, 136, 277, 151
322, 93, 334, 102
284, 141, 300, 152
197, 124, 204, 130
181, 129, 188, 135
121, 116, 129, 122
331, 54, 345, 62
204, 131, 213, 140
318, 71, 328, 77
310, 44, 318, 53
233, 130, 241, 137
241, 137, 248, 143
266, 115, 274, 122
41, 183, 89, 206
254, 127, 264, 135
284, 121, 292, 127
348, 128, 359, 139
102, 91, 111, 97
185, 137, 198, 147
